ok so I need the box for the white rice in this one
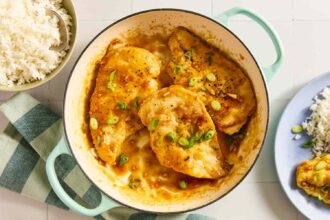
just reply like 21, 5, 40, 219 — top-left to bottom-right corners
302, 86, 330, 155
0, 0, 71, 86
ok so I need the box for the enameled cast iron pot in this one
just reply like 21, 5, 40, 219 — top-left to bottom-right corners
46, 7, 283, 216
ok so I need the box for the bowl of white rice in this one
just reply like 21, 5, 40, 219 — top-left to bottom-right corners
0, 0, 77, 91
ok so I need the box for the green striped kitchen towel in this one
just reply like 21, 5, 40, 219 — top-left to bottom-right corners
0, 93, 216, 220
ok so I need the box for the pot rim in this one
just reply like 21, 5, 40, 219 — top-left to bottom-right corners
63, 8, 270, 214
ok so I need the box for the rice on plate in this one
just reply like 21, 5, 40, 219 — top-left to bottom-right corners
302, 86, 330, 155
0, 0, 71, 86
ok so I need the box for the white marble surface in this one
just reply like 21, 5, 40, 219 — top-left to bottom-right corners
0, 0, 328, 219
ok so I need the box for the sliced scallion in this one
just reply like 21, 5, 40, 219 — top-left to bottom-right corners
203, 130, 215, 140
188, 77, 199, 87
206, 73, 216, 82
184, 49, 192, 60
166, 132, 176, 142
178, 137, 189, 147
211, 100, 221, 111
315, 161, 327, 171
173, 64, 184, 75
302, 140, 314, 148
118, 153, 129, 166
179, 180, 188, 189
109, 70, 116, 81
291, 125, 303, 133
106, 116, 119, 125
149, 118, 158, 131
90, 117, 98, 130
117, 102, 128, 110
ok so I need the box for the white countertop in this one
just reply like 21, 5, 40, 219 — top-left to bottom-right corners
1, 0, 329, 219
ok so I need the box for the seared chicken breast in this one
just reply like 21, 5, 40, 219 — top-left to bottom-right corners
89, 46, 161, 165
296, 154, 330, 204
138, 85, 227, 179
167, 27, 256, 135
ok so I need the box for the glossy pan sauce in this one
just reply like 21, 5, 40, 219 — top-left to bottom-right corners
85, 28, 256, 204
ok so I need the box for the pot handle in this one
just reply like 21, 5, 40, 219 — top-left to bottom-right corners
214, 7, 284, 83
46, 137, 119, 216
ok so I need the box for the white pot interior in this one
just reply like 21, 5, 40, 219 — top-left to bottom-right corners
64, 9, 268, 213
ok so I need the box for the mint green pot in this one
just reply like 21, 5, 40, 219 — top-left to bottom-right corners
46, 7, 284, 216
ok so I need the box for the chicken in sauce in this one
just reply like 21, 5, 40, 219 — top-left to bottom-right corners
167, 27, 256, 135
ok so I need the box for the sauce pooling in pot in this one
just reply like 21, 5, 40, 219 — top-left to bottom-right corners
87, 27, 252, 201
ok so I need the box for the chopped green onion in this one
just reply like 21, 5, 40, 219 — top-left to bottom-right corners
188, 77, 199, 87
178, 137, 189, 147
184, 49, 192, 60
207, 52, 214, 65
203, 130, 215, 140
109, 70, 116, 81
106, 116, 119, 125
133, 97, 140, 109
194, 131, 204, 141
187, 135, 196, 148
302, 140, 314, 148
206, 73, 216, 82
128, 179, 140, 189
211, 100, 221, 111
173, 64, 184, 75
291, 125, 303, 133
117, 102, 128, 110
149, 118, 158, 131
118, 153, 129, 166
315, 161, 327, 171
107, 82, 117, 92
321, 184, 330, 193
318, 194, 324, 201
128, 180, 136, 189
97, 136, 100, 145
90, 117, 98, 130
166, 132, 176, 142
178, 180, 188, 189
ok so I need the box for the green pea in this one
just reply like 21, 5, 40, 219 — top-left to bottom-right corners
106, 116, 119, 125
90, 117, 98, 130
166, 132, 176, 142
211, 100, 221, 111
203, 130, 215, 140
178, 137, 189, 147
206, 73, 216, 82
149, 118, 158, 131
179, 180, 188, 189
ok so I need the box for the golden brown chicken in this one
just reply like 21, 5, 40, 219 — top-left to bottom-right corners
167, 27, 256, 135
296, 154, 330, 204
138, 85, 227, 179
89, 46, 161, 165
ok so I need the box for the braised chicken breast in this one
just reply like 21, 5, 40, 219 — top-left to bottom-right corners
89, 46, 161, 165
138, 85, 227, 179
296, 154, 330, 204
167, 27, 256, 135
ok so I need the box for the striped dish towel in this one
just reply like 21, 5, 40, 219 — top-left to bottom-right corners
0, 93, 215, 220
